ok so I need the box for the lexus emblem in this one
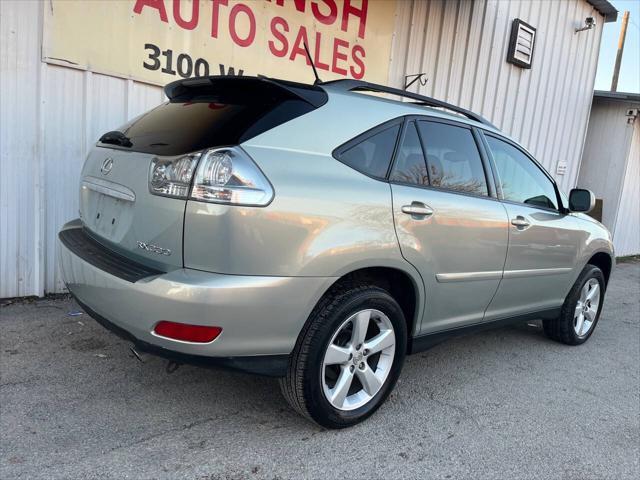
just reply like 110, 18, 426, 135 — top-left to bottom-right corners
101, 157, 113, 175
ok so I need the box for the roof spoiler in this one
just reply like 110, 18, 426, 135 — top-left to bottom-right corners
164, 76, 328, 108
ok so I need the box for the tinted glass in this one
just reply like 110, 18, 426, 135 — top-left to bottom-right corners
417, 122, 488, 196
486, 136, 558, 210
101, 98, 315, 156
339, 125, 400, 178
390, 122, 429, 186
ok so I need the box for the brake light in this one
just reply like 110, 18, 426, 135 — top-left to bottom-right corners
148, 146, 274, 206
191, 147, 274, 206
153, 321, 222, 343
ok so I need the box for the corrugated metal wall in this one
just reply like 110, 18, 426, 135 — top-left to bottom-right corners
0, 0, 607, 296
578, 96, 639, 256
41, 69, 164, 293
1, 0, 45, 298
1, 0, 164, 297
613, 119, 639, 256
389, 0, 603, 193
578, 98, 636, 232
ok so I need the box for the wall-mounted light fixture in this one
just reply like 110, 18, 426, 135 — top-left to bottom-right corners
575, 17, 596, 33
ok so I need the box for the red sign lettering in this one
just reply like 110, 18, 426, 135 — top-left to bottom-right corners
132, 0, 371, 79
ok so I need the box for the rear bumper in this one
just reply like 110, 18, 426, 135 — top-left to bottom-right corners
58, 220, 335, 376
72, 295, 289, 376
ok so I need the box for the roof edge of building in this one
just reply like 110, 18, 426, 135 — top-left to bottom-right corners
594, 90, 640, 103
587, 0, 618, 23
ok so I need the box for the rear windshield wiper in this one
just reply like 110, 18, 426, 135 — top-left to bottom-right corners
99, 131, 133, 148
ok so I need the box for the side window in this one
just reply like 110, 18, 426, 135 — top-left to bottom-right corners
485, 135, 558, 210
417, 121, 489, 196
389, 122, 429, 186
338, 124, 400, 178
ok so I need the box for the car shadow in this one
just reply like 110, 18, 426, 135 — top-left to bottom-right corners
94, 320, 550, 433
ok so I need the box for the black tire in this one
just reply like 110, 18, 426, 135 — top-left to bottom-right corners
543, 264, 606, 345
279, 284, 407, 429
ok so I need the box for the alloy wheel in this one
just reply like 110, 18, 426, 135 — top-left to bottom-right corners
321, 309, 396, 411
574, 278, 600, 337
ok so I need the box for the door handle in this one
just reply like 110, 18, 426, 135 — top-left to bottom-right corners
401, 202, 434, 218
511, 216, 530, 229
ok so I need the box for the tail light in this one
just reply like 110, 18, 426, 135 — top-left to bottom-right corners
191, 147, 274, 206
149, 154, 199, 198
148, 147, 273, 206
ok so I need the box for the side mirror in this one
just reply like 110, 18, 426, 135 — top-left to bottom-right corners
568, 188, 595, 213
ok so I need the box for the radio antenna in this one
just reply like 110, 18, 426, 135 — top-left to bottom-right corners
303, 42, 322, 85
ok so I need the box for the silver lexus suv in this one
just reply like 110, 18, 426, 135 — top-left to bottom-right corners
59, 76, 614, 428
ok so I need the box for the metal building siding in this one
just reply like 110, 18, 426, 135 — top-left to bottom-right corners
0, 0, 44, 298
1, 1, 164, 297
578, 99, 635, 230
40, 68, 164, 293
388, 0, 604, 193
613, 120, 640, 256
42, 71, 164, 293
578, 97, 639, 256
44, 74, 163, 293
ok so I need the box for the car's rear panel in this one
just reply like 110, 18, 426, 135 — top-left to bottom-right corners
76, 77, 327, 272
79, 147, 185, 270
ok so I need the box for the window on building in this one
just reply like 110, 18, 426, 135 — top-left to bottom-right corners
338, 124, 401, 178
390, 122, 429, 186
417, 121, 488, 196
485, 135, 558, 210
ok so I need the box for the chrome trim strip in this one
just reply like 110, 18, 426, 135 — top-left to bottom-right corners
82, 176, 135, 202
436, 267, 572, 283
435, 271, 503, 283
502, 267, 572, 278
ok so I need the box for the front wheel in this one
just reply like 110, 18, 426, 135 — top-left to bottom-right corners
280, 284, 407, 428
543, 264, 606, 345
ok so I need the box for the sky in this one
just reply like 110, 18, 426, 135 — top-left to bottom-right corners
594, 0, 640, 93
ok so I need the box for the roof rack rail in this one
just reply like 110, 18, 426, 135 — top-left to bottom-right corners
321, 79, 496, 128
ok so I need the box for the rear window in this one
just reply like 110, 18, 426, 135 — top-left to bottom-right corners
336, 124, 401, 178
99, 78, 325, 156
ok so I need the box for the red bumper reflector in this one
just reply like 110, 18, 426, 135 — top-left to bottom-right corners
153, 321, 222, 343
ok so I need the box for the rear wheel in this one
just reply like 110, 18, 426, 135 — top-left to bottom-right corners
280, 284, 407, 428
543, 264, 605, 345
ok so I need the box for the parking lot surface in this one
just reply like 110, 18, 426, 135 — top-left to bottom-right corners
1, 262, 638, 480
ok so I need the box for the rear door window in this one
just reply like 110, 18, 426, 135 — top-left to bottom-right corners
485, 135, 558, 210
389, 121, 429, 186
417, 121, 489, 196
337, 124, 401, 178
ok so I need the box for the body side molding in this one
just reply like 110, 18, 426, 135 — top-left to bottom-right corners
502, 267, 572, 278
435, 271, 503, 283
436, 267, 572, 283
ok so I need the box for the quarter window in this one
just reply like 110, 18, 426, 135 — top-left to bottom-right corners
485, 136, 558, 210
338, 124, 400, 178
389, 122, 429, 186
417, 121, 489, 196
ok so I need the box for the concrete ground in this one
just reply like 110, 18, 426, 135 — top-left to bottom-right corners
1, 263, 638, 480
